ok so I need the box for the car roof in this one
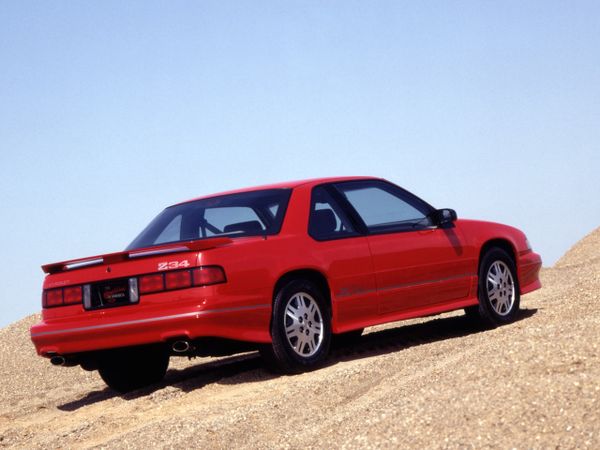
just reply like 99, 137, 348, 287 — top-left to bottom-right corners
174, 176, 382, 206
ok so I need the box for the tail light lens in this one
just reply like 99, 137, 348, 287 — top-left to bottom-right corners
63, 286, 82, 305
165, 270, 192, 290
42, 265, 226, 307
193, 266, 226, 286
140, 266, 226, 295
43, 286, 82, 308
44, 289, 64, 307
139, 274, 165, 294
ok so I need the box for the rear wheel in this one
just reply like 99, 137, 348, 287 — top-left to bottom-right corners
98, 344, 169, 393
260, 279, 331, 373
467, 248, 520, 327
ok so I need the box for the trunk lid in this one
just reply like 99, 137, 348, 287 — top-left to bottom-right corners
42, 237, 232, 290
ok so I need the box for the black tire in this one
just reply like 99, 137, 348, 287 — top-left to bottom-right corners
260, 279, 331, 373
468, 247, 520, 327
98, 344, 169, 393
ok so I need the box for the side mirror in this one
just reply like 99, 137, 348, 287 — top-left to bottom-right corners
434, 208, 457, 229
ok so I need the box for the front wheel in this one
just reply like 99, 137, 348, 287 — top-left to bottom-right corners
468, 248, 520, 327
260, 279, 331, 373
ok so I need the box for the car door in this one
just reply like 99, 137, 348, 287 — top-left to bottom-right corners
307, 185, 378, 329
333, 180, 474, 315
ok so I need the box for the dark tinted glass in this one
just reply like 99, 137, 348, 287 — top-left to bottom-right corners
335, 181, 433, 232
127, 189, 291, 250
308, 186, 358, 240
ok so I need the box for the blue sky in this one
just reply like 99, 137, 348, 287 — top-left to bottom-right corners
1, 1, 599, 327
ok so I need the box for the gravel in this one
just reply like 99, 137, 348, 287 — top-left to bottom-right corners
0, 227, 598, 449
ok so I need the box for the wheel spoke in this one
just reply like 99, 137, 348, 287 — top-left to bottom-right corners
286, 308, 299, 321
298, 294, 306, 312
286, 323, 299, 336
500, 264, 507, 277
487, 275, 498, 285
490, 262, 499, 277
495, 262, 504, 276
296, 337, 305, 354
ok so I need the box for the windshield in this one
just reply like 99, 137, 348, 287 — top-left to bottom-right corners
126, 189, 292, 250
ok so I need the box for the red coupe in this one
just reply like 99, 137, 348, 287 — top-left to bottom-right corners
31, 177, 542, 392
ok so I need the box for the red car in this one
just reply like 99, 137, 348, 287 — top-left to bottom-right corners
31, 177, 542, 392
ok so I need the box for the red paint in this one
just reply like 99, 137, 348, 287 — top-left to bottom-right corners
30, 177, 542, 358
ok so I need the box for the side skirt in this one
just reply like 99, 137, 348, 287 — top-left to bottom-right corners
333, 296, 479, 334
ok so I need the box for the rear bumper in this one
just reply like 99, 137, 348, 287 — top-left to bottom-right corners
518, 251, 542, 295
31, 300, 272, 357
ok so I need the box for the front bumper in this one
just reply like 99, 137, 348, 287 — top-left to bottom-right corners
518, 250, 543, 295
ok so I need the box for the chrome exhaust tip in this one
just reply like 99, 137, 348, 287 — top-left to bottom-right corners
172, 340, 191, 353
50, 355, 66, 366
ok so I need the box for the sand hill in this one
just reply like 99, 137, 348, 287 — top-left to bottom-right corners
1, 228, 598, 448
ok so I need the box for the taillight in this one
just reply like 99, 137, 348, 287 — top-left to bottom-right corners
42, 266, 226, 307
139, 274, 164, 294
193, 266, 226, 286
139, 266, 226, 295
165, 270, 192, 290
44, 289, 63, 307
63, 286, 82, 305
43, 286, 82, 308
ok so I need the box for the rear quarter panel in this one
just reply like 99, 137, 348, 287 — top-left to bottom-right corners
198, 184, 379, 333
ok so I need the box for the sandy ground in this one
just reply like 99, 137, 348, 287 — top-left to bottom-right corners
0, 228, 598, 449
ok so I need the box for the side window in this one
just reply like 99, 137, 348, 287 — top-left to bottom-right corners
336, 181, 433, 232
154, 215, 182, 244
309, 186, 358, 240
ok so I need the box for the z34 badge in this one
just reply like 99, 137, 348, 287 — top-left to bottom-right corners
157, 260, 191, 271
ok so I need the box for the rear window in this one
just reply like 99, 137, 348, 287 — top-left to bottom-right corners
127, 189, 291, 250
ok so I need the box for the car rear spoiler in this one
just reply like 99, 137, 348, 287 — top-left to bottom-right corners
41, 237, 233, 274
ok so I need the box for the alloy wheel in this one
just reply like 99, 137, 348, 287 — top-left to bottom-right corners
486, 260, 516, 316
284, 292, 324, 357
